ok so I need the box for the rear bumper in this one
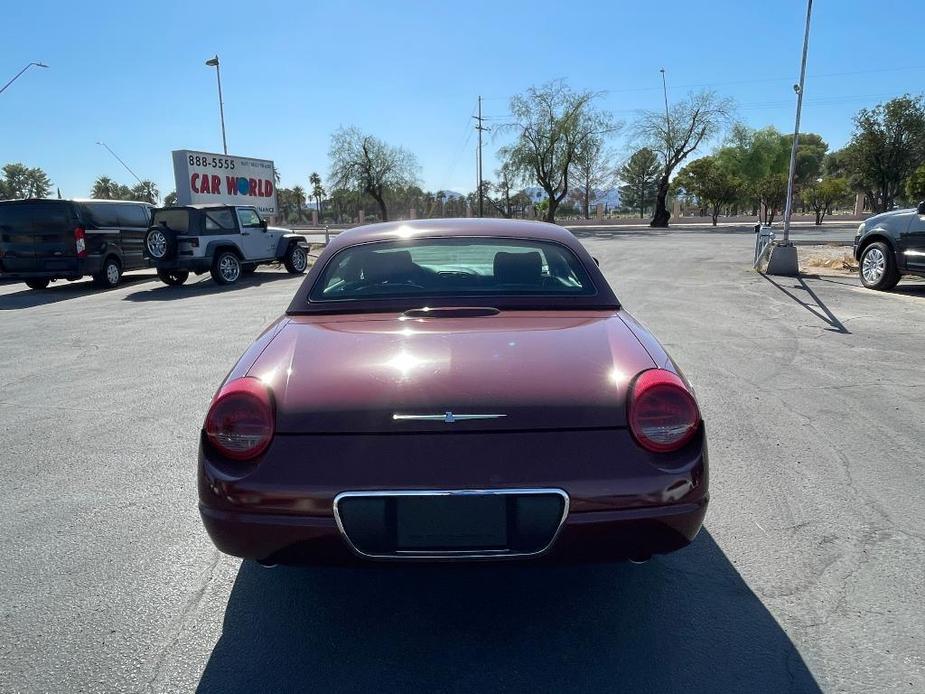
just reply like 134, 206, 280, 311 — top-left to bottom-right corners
199, 427, 709, 564
199, 496, 707, 565
0, 257, 103, 280
149, 257, 212, 273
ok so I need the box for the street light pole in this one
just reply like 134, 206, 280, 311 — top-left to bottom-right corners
782, 0, 813, 245
96, 141, 144, 186
205, 55, 228, 155
0, 62, 48, 96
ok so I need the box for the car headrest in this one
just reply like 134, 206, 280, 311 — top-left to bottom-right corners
493, 251, 542, 285
364, 250, 415, 282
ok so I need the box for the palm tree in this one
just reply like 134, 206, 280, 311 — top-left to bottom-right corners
91, 176, 117, 199
309, 172, 325, 220
131, 180, 159, 204
291, 185, 307, 222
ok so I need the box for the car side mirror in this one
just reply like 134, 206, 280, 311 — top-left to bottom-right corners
260, 219, 268, 230
917, 200, 925, 215
593, 257, 600, 266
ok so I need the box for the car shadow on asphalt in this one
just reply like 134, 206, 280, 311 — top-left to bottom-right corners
196, 531, 820, 693
122, 271, 303, 302
760, 273, 851, 334
0, 273, 159, 310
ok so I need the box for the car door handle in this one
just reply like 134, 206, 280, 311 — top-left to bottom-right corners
241, 231, 250, 236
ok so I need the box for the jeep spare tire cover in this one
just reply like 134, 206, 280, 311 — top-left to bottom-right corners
145, 226, 177, 260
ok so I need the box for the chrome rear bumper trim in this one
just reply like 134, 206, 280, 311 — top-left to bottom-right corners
332, 488, 570, 560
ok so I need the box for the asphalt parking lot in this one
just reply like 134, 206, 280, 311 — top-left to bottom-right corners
1, 225, 923, 693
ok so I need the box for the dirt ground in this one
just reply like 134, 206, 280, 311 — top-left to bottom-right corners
798, 244, 858, 276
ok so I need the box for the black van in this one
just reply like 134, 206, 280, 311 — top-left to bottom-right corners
0, 199, 153, 290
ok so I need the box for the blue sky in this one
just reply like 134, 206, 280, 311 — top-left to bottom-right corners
3, 0, 924, 199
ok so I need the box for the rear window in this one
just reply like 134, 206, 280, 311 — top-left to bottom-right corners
0, 202, 74, 232
151, 209, 190, 233
310, 238, 595, 302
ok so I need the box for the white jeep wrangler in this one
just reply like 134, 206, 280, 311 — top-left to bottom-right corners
144, 204, 309, 285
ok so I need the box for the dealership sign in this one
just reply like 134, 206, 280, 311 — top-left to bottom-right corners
172, 149, 278, 215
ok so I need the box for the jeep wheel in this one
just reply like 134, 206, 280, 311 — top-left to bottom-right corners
284, 244, 308, 274
157, 269, 189, 286
93, 257, 122, 288
860, 242, 900, 290
145, 227, 176, 260
211, 251, 242, 285
25, 279, 50, 290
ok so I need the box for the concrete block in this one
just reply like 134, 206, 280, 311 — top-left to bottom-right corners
766, 242, 799, 276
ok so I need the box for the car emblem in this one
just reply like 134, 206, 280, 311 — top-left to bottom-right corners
392, 411, 506, 423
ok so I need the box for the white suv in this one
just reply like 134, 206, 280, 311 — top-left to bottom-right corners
144, 204, 309, 285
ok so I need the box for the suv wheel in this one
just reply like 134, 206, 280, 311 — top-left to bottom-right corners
860, 242, 900, 290
284, 244, 308, 274
25, 279, 50, 290
157, 269, 189, 286
93, 257, 122, 288
211, 251, 242, 285
145, 227, 176, 260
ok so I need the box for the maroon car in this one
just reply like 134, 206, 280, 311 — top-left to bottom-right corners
198, 219, 708, 564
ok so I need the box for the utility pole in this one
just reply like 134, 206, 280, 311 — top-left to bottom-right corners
473, 96, 489, 217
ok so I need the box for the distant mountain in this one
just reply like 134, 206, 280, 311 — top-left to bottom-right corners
521, 186, 621, 208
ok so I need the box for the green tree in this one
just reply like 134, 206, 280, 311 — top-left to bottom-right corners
756, 172, 788, 224
618, 148, 661, 218
0, 163, 53, 199
329, 127, 418, 222
500, 81, 618, 222
785, 132, 829, 185
635, 90, 734, 227
905, 163, 925, 202
715, 125, 790, 216
843, 95, 925, 212
805, 177, 851, 225
163, 191, 178, 207
674, 156, 742, 226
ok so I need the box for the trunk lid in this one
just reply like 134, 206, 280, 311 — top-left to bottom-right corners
250, 311, 656, 433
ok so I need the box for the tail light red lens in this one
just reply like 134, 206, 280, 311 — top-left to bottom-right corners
74, 227, 87, 258
628, 369, 701, 453
204, 378, 275, 461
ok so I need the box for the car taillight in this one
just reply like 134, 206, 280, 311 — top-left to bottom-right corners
204, 377, 275, 461
74, 227, 87, 257
628, 369, 700, 453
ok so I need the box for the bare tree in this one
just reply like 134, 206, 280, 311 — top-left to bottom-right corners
500, 81, 618, 222
328, 127, 418, 221
635, 90, 734, 227
569, 134, 615, 218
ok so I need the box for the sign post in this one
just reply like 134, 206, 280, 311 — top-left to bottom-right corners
172, 150, 278, 216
